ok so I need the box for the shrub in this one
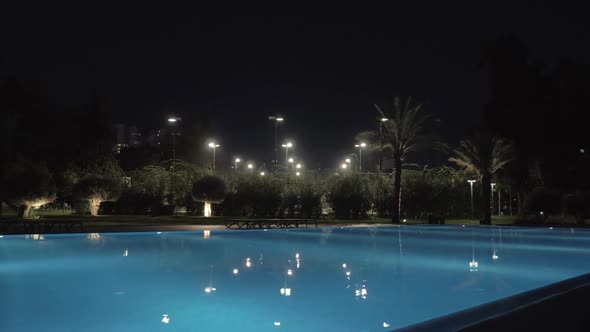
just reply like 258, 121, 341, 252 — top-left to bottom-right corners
564, 192, 590, 225
234, 175, 284, 217
0, 161, 56, 218
326, 175, 372, 219
299, 182, 323, 218
371, 174, 394, 217
192, 175, 227, 217
73, 175, 121, 216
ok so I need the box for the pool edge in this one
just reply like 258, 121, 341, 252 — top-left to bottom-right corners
392, 272, 590, 332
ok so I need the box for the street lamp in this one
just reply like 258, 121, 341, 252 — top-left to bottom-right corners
341, 163, 348, 169
234, 158, 241, 173
354, 143, 367, 172
247, 163, 254, 174
468, 180, 476, 220
379, 118, 388, 173
288, 158, 294, 169
296, 172, 300, 176
167, 117, 181, 172
208, 142, 220, 173
296, 163, 302, 170
260, 171, 265, 176
281, 142, 293, 169
491, 183, 497, 216
269, 116, 284, 172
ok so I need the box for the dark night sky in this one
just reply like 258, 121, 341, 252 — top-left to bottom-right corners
2, 1, 589, 169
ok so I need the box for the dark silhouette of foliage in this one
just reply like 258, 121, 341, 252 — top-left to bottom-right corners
192, 175, 227, 204
0, 161, 56, 218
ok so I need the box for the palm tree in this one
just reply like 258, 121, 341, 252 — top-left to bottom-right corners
376, 97, 431, 223
449, 134, 512, 225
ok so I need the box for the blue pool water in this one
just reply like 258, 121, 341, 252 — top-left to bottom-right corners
2, 225, 590, 331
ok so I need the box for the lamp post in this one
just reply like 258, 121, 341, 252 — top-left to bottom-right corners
354, 143, 367, 173
269, 116, 284, 172
468, 180, 476, 220
379, 118, 388, 173
234, 158, 241, 173
167, 117, 181, 172
282, 142, 293, 170
247, 163, 254, 175
208, 142, 220, 173
288, 157, 294, 169
491, 183, 497, 216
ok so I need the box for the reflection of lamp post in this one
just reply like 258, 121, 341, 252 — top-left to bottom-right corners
208, 142, 220, 173
268, 116, 284, 172
167, 117, 181, 172
468, 180, 476, 220
354, 143, 367, 172
282, 142, 293, 169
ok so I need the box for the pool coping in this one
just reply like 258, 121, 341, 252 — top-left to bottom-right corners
392, 272, 590, 332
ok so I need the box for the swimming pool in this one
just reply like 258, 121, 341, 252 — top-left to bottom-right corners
1, 225, 590, 331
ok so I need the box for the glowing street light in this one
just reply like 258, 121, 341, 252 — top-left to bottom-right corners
354, 143, 367, 172
269, 116, 284, 172
208, 142, 220, 173
296, 163, 302, 169
296, 172, 300, 176
282, 142, 293, 169
167, 117, 181, 172
468, 180, 476, 220
260, 172, 265, 176
341, 163, 348, 169
288, 157, 294, 169
247, 163, 254, 174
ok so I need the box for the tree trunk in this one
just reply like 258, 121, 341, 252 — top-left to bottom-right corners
481, 173, 492, 225
392, 154, 402, 223
89, 199, 101, 216
20, 205, 35, 219
204, 201, 212, 217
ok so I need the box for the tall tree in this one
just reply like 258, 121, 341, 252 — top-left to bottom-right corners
375, 97, 430, 223
449, 134, 512, 224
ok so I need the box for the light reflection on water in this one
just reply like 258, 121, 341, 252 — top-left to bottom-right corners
1, 226, 590, 331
